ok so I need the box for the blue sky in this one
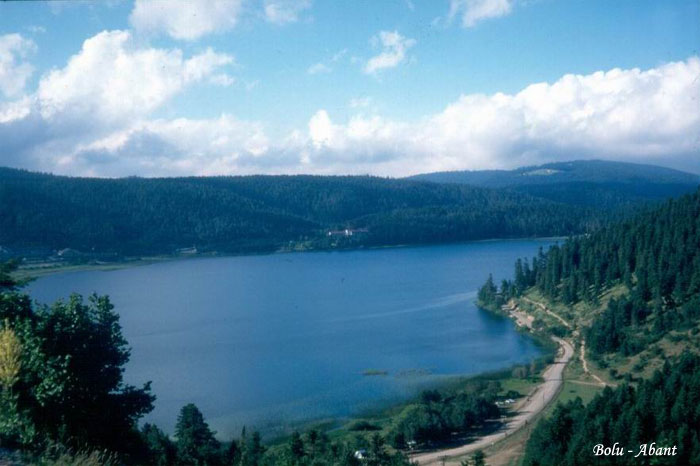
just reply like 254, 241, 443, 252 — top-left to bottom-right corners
0, 0, 698, 177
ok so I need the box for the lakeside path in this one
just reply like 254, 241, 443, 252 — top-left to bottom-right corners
521, 296, 571, 328
522, 296, 608, 388
411, 306, 574, 466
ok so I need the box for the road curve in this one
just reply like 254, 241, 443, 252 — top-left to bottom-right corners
411, 336, 574, 465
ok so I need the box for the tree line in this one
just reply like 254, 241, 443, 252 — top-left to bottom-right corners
387, 386, 500, 449
0, 167, 605, 257
478, 188, 700, 464
522, 353, 700, 466
479, 188, 700, 357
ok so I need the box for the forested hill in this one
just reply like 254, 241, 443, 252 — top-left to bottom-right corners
523, 354, 700, 466
484, 186, 700, 353
479, 187, 700, 465
0, 167, 603, 258
409, 160, 700, 209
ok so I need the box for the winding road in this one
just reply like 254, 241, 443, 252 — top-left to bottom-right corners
412, 328, 574, 465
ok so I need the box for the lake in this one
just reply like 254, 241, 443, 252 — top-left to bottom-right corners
27, 239, 553, 438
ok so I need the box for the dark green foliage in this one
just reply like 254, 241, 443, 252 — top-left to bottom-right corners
0, 167, 603, 256
288, 432, 304, 461
487, 188, 700, 355
0, 284, 154, 456
522, 354, 700, 466
0, 260, 21, 292
174, 404, 222, 465
142, 423, 177, 466
367, 433, 390, 466
273, 429, 411, 466
37, 294, 155, 450
477, 274, 501, 308
388, 384, 500, 447
347, 420, 382, 431
586, 296, 649, 355
534, 189, 698, 307
472, 449, 486, 466
239, 430, 265, 466
477, 188, 700, 465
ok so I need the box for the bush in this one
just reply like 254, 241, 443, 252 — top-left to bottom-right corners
0, 285, 154, 456
348, 420, 381, 431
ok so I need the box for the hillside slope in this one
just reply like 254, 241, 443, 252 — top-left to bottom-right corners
0, 167, 603, 257
478, 187, 700, 465
409, 160, 700, 209
482, 186, 700, 363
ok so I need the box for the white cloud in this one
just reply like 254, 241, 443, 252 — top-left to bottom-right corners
308, 109, 335, 148
304, 57, 700, 175
37, 30, 233, 126
0, 96, 32, 124
72, 115, 270, 176
0, 30, 239, 175
307, 62, 331, 74
184, 47, 235, 81
0, 33, 37, 98
449, 0, 514, 28
1, 45, 698, 177
129, 0, 243, 40
364, 30, 416, 75
264, 0, 312, 24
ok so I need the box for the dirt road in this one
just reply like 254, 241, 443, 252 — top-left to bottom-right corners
579, 338, 607, 386
521, 297, 571, 328
412, 335, 574, 465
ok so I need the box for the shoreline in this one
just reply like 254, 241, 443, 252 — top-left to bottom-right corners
13, 236, 566, 280
409, 300, 573, 465
255, 347, 558, 446
254, 304, 558, 446
412, 336, 573, 465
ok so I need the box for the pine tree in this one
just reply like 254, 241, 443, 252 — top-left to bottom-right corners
175, 403, 221, 465
289, 431, 304, 462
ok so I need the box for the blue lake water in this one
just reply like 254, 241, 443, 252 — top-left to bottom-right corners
27, 239, 552, 438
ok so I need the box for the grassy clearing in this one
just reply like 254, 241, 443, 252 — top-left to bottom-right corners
597, 325, 700, 384
13, 257, 178, 280
523, 284, 629, 330
556, 381, 604, 406
498, 377, 540, 397
537, 365, 603, 423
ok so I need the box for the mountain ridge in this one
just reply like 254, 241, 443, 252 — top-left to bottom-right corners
407, 160, 700, 209
407, 159, 700, 186
2, 160, 696, 258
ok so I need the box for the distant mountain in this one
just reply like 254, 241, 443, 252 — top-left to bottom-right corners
0, 167, 604, 258
408, 160, 700, 209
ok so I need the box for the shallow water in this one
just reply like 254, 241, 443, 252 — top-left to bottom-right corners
27, 239, 552, 438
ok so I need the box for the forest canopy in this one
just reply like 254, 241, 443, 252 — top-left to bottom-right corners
0, 167, 607, 257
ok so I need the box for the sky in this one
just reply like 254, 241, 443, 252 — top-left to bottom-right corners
0, 0, 698, 177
